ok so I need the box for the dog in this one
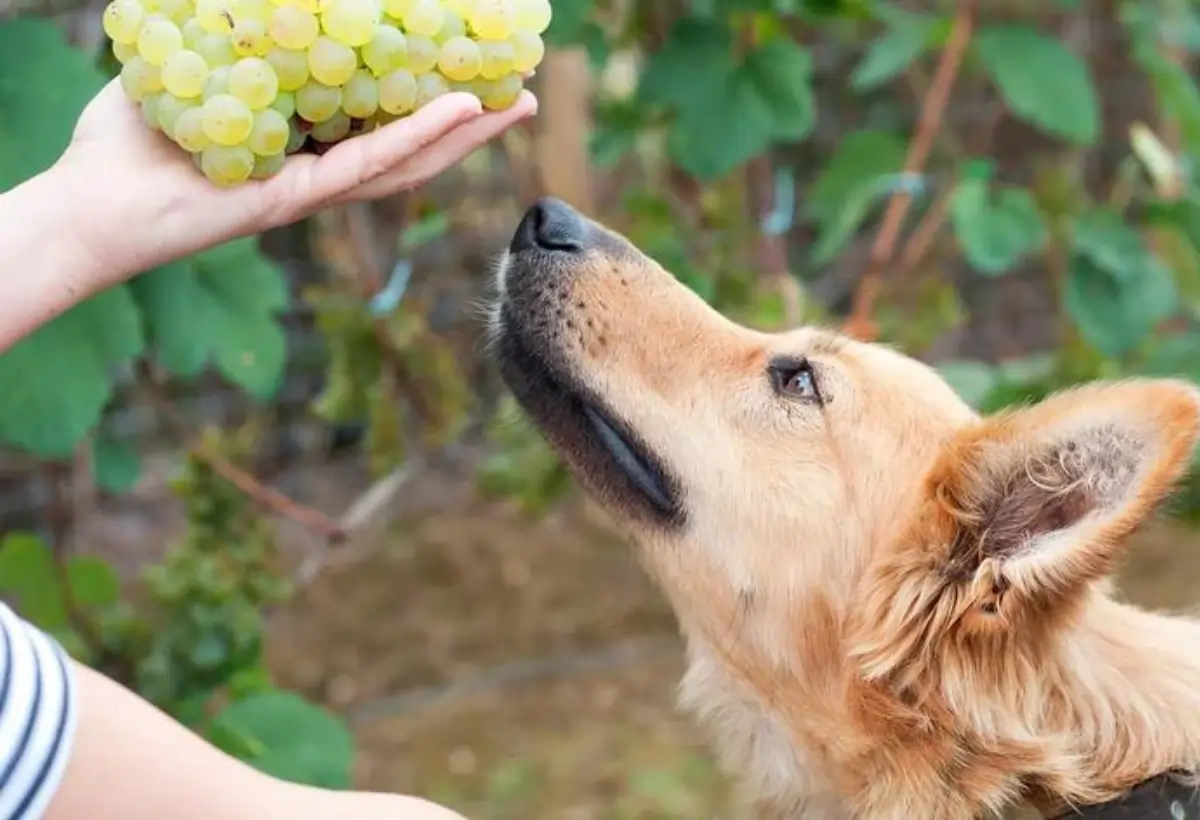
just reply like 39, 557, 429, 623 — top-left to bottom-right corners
487, 197, 1200, 819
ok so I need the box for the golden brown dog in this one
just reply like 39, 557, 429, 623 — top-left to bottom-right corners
488, 197, 1200, 819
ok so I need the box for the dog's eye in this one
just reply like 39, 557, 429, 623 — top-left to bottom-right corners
770, 359, 822, 404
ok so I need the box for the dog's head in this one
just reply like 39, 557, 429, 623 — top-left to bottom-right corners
490, 197, 1200, 689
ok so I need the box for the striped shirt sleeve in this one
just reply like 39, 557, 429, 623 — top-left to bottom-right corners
0, 602, 77, 820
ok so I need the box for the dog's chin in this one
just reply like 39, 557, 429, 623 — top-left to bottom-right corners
493, 307, 686, 530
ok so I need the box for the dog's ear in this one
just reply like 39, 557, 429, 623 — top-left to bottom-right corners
931, 379, 1200, 614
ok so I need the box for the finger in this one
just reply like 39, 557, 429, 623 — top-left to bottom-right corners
331, 91, 538, 205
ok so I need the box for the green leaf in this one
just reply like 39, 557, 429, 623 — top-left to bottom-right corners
93, 437, 142, 494
811, 174, 897, 265
0, 287, 144, 457
1072, 209, 1156, 283
807, 129, 906, 225
0, 533, 68, 632
936, 360, 999, 408
638, 17, 734, 112
130, 238, 289, 399
1138, 331, 1200, 384
214, 690, 355, 789
949, 171, 1047, 275
64, 555, 120, 612
974, 25, 1099, 145
0, 20, 107, 187
741, 38, 816, 140
543, 0, 594, 46
1063, 253, 1177, 358
851, 9, 936, 90
667, 69, 774, 181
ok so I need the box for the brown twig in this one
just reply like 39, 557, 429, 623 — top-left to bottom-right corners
843, 1, 977, 341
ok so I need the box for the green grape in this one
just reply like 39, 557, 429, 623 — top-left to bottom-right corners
436, 35, 480, 81
404, 34, 437, 73
120, 55, 164, 101
477, 72, 520, 110
195, 33, 237, 66
231, 17, 270, 56
161, 49, 210, 98
247, 108, 291, 154
414, 70, 447, 106
513, 0, 549, 32
508, 29, 541, 73
201, 145, 256, 185
443, 0, 469, 13
470, 0, 514, 40
141, 93, 163, 129
201, 93, 255, 144
251, 151, 287, 179
285, 119, 308, 152
341, 69, 379, 118
478, 38, 513, 79
228, 57, 279, 108
377, 68, 416, 114
307, 35, 356, 85
361, 25, 406, 75
265, 46, 310, 90
203, 64, 231, 98
174, 106, 213, 150
270, 89, 296, 118
196, 0, 233, 33
295, 80, 341, 121
380, 0, 410, 17
137, 17, 184, 64
435, 9, 464, 42
103, 0, 146, 44
320, 0, 378, 47
182, 17, 206, 46
113, 39, 139, 63
158, 0, 192, 25
402, 0, 441, 37
156, 92, 197, 136
268, 5, 318, 48
310, 110, 351, 142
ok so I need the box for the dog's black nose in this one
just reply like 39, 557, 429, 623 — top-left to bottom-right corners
510, 197, 587, 254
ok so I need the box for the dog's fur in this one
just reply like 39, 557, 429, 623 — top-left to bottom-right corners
489, 198, 1200, 819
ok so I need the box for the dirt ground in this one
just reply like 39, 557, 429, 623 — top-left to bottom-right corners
258, 461, 1200, 820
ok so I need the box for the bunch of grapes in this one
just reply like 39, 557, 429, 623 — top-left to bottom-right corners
102, 0, 549, 186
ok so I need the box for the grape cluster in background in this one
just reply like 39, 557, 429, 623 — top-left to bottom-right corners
102, 0, 550, 186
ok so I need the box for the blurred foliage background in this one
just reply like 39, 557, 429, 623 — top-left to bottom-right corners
5, 0, 1200, 817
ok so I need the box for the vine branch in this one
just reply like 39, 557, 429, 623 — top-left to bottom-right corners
843, 0, 978, 341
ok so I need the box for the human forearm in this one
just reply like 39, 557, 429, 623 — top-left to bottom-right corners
0, 167, 107, 352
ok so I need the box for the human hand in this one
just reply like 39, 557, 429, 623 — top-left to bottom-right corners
52, 78, 537, 293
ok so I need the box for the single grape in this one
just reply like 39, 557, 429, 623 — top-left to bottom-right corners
320, 0, 379, 47
377, 68, 416, 114
478, 72, 521, 110
201, 145, 256, 186
102, 0, 146, 44
141, 93, 163, 129
268, 5, 318, 48
310, 110, 351, 142
470, 0, 514, 40
361, 25, 406, 75
228, 57, 279, 108
379, 0, 410, 17
137, 17, 184, 65
161, 49, 210, 98
120, 55, 164, 101
201, 93, 255, 144
285, 120, 308, 152
182, 17, 206, 46
196, 0, 233, 32
248, 108, 291, 155
402, 0, 442, 37
295, 81, 342, 121
508, 29, 542, 73
477, 38, 513, 79
203, 65, 232, 98
195, 32, 237, 66
266, 47, 310, 90
307, 35, 356, 85
436, 36, 480, 82
414, 70, 447, 106
231, 17, 270, 56
156, 92, 196, 137
113, 39, 139, 63
435, 9, 465, 42
174, 106, 213, 151
270, 89, 296, 118
404, 34, 437, 73
341, 69, 379, 117
513, 0, 550, 33
251, 151, 287, 179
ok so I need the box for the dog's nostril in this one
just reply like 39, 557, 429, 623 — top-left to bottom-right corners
510, 197, 587, 254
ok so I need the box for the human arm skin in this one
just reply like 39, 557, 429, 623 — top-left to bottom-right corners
44, 659, 468, 820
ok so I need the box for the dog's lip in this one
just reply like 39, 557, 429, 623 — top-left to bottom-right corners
580, 402, 676, 515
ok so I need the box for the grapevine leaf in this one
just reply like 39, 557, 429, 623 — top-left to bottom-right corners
851, 9, 936, 90
667, 70, 774, 181
93, 437, 142, 494
974, 25, 1099, 145
807, 129, 906, 225
130, 238, 289, 400
0, 533, 67, 633
949, 176, 1047, 276
65, 555, 120, 612
1071, 209, 1156, 283
1063, 253, 1177, 358
811, 174, 897, 265
213, 690, 355, 788
638, 17, 735, 112
543, 0, 594, 46
742, 39, 817, 140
